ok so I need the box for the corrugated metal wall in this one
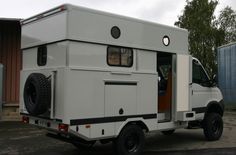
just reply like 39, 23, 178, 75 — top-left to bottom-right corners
218, 42, 236, 103
0, 20, 21, 104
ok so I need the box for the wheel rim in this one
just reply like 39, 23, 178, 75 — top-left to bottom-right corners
124, 133, 139, 152
212, 119, 221, 135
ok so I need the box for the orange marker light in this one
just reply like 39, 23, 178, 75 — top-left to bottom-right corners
85, 125, 91, 129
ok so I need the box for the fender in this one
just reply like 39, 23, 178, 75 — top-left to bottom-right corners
115, 117, 156, 137
205, 100, 224, 117
190, 100, 224, 127
192, 100, 224, 117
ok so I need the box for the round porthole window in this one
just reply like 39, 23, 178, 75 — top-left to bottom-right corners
111, 26, 121, 39
162, 35, 170, 46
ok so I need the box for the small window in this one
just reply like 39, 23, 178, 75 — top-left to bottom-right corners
37, 45, 47, 66
107, 46, 133, 67
111, 26, 121, 39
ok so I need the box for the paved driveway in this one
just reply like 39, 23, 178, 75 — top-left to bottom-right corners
0, 111, 235, 155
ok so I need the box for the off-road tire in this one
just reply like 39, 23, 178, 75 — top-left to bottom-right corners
113, 124, 145, 155
203, 113, 223, 141
24, 73, 51, 115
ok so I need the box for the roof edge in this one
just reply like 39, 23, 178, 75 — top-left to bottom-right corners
218, 42, 236, 49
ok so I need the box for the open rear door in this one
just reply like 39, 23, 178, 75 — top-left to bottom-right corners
175, 55, 195, 121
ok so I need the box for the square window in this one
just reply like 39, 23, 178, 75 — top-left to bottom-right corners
107, 46, 133, 67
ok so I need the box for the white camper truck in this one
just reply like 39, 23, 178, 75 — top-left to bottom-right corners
20, 4, 224, 155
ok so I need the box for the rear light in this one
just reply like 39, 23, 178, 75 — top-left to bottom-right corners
22, 116, 29, 123
58, 124, 69, 132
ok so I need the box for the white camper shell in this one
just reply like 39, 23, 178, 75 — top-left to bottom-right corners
20, 4, 224, 155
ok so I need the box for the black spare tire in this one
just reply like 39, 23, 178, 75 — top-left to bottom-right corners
24, 73, 51, 115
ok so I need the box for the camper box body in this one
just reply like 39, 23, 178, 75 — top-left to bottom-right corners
20, 4, 222, 145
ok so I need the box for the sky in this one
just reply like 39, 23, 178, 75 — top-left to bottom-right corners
0, 0, 235, 26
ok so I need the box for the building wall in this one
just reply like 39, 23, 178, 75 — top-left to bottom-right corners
217, 42, 236, 103
0, 20, 21, 105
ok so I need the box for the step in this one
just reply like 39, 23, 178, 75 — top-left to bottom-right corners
1, 106, 21, 121
1, 115, 21, 121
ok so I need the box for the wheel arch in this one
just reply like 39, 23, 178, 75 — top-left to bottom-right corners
205, 100, 224, 117
126, 121, 149, 132
115, 119, 149, 137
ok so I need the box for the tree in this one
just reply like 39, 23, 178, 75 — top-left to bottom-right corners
216, 6, 236, 44
175, 0, 218, 77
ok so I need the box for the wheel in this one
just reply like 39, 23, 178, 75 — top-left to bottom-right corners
24, 73, 51, 115
161, 129, 175, 135
203, 113, 223, 141
113, 125, 145, 155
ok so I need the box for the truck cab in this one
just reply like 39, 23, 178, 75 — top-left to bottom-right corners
191, 58, 224, 134
192, 58, 223, 116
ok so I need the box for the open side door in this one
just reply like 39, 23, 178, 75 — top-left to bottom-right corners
175, 55, 195, 121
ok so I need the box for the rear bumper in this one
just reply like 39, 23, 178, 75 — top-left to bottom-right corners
20, 113, 64, 133
20, 113, 95, 145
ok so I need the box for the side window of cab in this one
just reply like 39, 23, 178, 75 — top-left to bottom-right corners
192, 60, 210, 87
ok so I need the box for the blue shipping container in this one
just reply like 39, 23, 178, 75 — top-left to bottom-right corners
217, 42, 236, 103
